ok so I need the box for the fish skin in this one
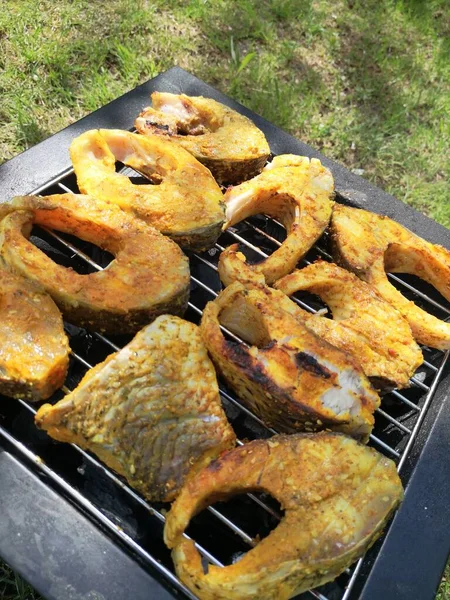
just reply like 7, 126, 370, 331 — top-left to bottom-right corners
165, 432, 403, 600
274, 260, 423, 390
0, 266, 69, 401
200, 281, 380, 442
135, 92, 270, 184
0, 194, 190, 334
70, 128, 225, 251
35, 315, 236, 502
331, 204, 450, 349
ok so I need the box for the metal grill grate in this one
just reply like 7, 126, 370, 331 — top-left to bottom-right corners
0, 158, 449, 600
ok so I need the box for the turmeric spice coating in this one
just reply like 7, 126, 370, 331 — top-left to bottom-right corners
165, 432, 403, 600
331, 204, 450, 350
35, 315, 236, 502
135, 92, 270, 184
0, 194, 190, 333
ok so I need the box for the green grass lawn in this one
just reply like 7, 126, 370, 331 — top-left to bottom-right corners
0, 0, 449, 598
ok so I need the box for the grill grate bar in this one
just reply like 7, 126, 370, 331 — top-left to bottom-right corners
243, 219, 282, 247
190, 275, 219, 297
387, 273, 450, 315
58, 182, 74, 194
341, 559, 364, 600
42, 225, 103, 270
375, 408, 412, 434
397, 349, 450, 473
368, 434, 400, 458
17, 399, 224, 568
31, 167, 75, 196
423, 359, 438, 372
207, 507, 255, 546
0, 422, 199, 600
94, 331, 121, 351
409, 376, 430, 392
391, 390, 421, 412
226, 229, 268, 258
193, 252, 221, 272
70, 349, 93, 370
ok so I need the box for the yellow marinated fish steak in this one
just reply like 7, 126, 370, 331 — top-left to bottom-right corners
220, 155, 334, 286
331, 204, 450, 350
201, 282, 379, 442
165, 432, 403, 600
70, 128, 225, 251
35, 315, 236, 502
275, 261, 423, 389
135, 92, 270, 184
0, 194, 190, 333
0, 266, 69, 401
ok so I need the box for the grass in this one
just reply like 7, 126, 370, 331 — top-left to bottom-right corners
1, 0, 449, 226
0, 0, 449, 598
0, 563, 41, 600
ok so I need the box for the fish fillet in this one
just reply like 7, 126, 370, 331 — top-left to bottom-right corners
200, 282, 380, 442
35, 315, 236, 502
0, 266, 69, 401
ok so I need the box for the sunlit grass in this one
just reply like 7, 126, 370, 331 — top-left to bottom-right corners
1, 0, 448, 227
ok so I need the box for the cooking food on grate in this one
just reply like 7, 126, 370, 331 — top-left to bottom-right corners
0, 266, 69, 401
0, 194, 190, 334
35, 315, 236, 502
219, 155, 334, 286
274, 261, 423, 390
331, 205, 450, 350
134, 92, 270, 184
200, 282, 379, 442
70, 128, 225, 251
164, 432, 403, 600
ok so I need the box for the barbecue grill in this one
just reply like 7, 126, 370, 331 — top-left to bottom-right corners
0, 67, 449, 600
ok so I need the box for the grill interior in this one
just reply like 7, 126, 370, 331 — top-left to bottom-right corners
0, 157, 449, 600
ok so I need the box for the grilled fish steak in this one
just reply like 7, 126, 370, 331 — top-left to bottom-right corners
275, 261, 423, 390
220, 155, 334, 286
0, 194, 190, 333
0, 266, 69, 401
70, 129, 225, 251
200, 282, 379, 441
165, 432, 403, 600
135, 92, 270, 184
331, 205, 450, 349
35, 315, 236, 502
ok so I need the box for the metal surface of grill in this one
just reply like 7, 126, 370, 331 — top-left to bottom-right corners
0, 151, 449, 600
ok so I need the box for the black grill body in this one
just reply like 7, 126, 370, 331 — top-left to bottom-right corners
0, 67, 449, 600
